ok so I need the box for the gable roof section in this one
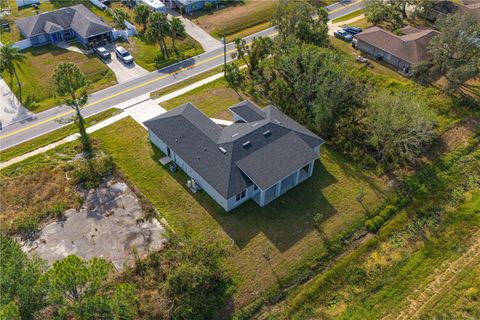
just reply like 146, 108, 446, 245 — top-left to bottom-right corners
236, 132, 318, 190
355, 26, 439, 64
229, 100, 266, 122
16, 4, 112, 38
144, 101, 324, 199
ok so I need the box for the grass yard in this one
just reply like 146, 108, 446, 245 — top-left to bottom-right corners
0, 108, 122, 163
93, 114, 389, 308
192, 0, 277, 40
258, 141, 480, 320
331, 9, 366, 23
160, 76, 268, 120
1, 45, 117, 113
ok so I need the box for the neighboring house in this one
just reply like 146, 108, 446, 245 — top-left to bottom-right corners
172, 0, 218, 14
16, 4, 113, 48
354, 26, 439, 73
136, 0, 167, 13
16, 0, 40, 8
427, 0, 480, 22
144, 101, 325, 212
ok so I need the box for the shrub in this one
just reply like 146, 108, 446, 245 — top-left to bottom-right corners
73, 155, 114, 189
379, 205, 396, 220
15, 216, 39, 236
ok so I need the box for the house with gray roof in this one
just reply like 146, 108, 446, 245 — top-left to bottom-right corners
354, 26, 439, 73
15, 4, 113, 48
144, 101, 325, 212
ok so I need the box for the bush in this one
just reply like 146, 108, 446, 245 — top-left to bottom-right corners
73, 155, 114, 189
15, 216, 39, 236
379, 205, 396, 220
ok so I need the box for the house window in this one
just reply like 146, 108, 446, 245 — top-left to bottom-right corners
235, 190, 247, 202
253, 185, 258, 191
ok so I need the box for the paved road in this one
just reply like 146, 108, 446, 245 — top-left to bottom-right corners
0, 0, 364, 151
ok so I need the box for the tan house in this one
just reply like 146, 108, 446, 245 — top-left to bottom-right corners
353, 26, 439, 73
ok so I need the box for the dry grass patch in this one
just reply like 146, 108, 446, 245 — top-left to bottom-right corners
192, 0, 277, 39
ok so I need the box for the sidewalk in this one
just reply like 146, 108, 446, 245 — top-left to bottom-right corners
0, 78, 34, 127
0, 70, 231, 170
169, 10, 222, 52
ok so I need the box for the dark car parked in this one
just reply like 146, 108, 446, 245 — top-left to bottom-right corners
115, 46, 134, 64
94, 46, 111, 60
343, 26, 362, 35
334, 29, 353, 42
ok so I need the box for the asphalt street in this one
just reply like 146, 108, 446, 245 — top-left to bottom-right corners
0, 0, 364, 151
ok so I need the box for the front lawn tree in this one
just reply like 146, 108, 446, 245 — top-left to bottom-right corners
272, 0, 329, 47
112, 8, 129, 30
52, 63, 92, 156
169, 17, 186, 53
134, 4, 150, 32
224, 62, 243, 95
0, 44, 26, 101
365, 90, 437, 165
414, 13, 480, 93
146, 12, 171, 59
232, 37, 272, 83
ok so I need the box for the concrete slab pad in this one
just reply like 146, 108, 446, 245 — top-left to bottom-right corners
21, 180, 166, 271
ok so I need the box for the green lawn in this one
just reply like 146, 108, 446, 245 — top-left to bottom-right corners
331, 8, 366, 24
160, 77, 268, 120
0, 108, 122, 163
93, 116, 389, 308
1, 45, 117, 113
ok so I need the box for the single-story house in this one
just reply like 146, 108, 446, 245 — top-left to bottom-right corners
136, 0, 167, 13
353, 26, 439, 73
15, 4, 113, 48
144, 101, 325, 212
173, 0, 218, 14
426, 0, 480, 21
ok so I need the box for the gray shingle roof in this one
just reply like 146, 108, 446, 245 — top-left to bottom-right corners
144, 101, 324, 199
236, 132, 318, 190
229, 100, 266, 122
16, 4, 112, 39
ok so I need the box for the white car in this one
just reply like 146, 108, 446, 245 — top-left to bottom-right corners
115, 46, 133, 64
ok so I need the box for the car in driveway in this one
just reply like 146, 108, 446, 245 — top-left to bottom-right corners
334, 29, 353, 42
94, 46, 111, 60
343, 26, 362, 35
115, 46, 134, 64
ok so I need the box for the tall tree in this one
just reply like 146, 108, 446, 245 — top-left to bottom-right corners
0, 44, 26, 101
224, 62, 243, 96
232, 37, 273, 82
262, 45, 363, 135
42, 255, 138, 319
52, 63, 92, 156
134, 4, 150, 32
146, 12, 171, 59
365, 90, 436, 165
365, 0, 403, 30
0, 236, 47, 320
169, 17, 186, 53
112, 8, 129, 30
272, 0, 329, 47
414, 13, 480, 93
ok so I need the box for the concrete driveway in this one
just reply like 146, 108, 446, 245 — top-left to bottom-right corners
103, 45, 149, 84
169, 11, 222, 51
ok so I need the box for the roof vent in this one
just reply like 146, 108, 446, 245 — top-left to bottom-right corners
204, 146, 207, 152
219, 147, 227, 154
231, 132, 239, 138
242, 141, 251, 149
263, 130, 271, 137
175, 139, 178, 143
274, 119, 281, 125
197, 155, 200, 160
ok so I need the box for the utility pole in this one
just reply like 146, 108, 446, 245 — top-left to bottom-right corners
223, 26, 227, 69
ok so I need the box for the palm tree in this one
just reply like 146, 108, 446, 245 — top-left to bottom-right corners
169, 17, 185, 53
134, 3, 150, 32
146, 12, 171, 59
0, 44, 26, 101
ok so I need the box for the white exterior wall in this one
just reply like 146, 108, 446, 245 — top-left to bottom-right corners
13, 38, 32, 51
226, 183, 259, 211
149, 130, 230, 211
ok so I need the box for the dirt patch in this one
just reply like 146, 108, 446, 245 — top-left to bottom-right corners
20, 180, 166, 271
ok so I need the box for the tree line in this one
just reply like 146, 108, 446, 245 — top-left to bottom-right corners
224, 0, 478, 169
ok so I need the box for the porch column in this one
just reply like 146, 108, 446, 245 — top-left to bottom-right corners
275, 181, 282, 197
308, 161, 315, 176
294, 169, 300, 185
260, 190, 266, 207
